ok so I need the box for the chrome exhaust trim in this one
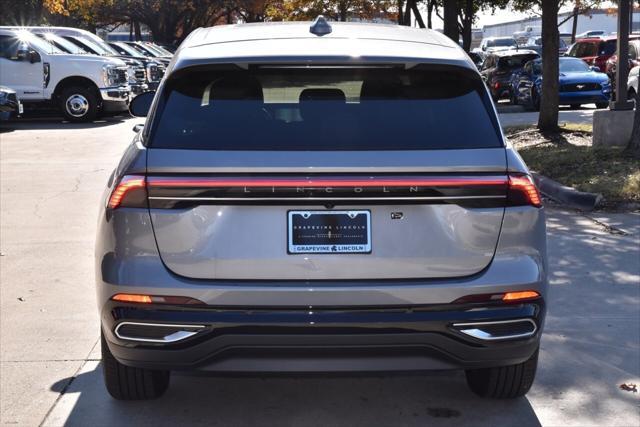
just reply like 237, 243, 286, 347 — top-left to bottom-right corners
114, 322, 206, 343
452, 319, 537, 341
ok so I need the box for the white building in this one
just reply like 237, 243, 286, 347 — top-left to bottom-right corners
482, 8, 640, 39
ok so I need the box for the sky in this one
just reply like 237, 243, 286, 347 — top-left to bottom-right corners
429, 1, 619, 29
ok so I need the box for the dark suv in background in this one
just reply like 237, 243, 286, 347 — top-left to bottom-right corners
480, 49, 540, 101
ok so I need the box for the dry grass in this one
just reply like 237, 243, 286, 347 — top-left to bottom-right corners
506, 127, 639, 207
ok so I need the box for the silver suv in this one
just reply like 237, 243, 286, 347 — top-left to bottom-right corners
97, 18, 547, 400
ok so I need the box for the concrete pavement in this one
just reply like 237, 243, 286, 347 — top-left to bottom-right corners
1, 116, 638, 426
499, 108, 596, 128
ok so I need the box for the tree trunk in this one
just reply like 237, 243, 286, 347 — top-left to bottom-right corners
461, 0, 473, 52
403, 0, 412, 25
397, 0, 405, 25
443, 0, 458, 42
133, 20, 142, 41
571, 7, 578, 43
410, 0, 426, 28
628, 87, 640, 158
427, 0, 434, 29
538, 0, 560, 132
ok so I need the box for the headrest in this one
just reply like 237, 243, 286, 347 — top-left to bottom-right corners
204, 74, 263, 104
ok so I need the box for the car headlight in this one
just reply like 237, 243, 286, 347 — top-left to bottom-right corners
102, 64, 126, 87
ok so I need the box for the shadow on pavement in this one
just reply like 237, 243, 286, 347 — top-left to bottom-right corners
0, 114, 129, 131
46, 364, 541, 427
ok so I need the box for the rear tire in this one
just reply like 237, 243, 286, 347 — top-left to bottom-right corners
465, 347, 538, 399
59, 86, 98, 122
531, 89, 540, 111
101, 331, 170, 400
570, 104, 581, 109
595, 102, 609, 109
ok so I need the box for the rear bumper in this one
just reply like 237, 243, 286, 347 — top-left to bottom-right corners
102, 299, 545, 373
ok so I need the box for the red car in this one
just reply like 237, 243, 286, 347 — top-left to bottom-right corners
568, 35, 640, 73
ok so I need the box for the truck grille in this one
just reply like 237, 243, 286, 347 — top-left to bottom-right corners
560, 82, 600, 92
147, 64, 165, 82
114, 67, 128, 85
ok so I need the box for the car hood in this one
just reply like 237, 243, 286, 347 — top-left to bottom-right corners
50, 54, 127, 67
559, 71, 608, 84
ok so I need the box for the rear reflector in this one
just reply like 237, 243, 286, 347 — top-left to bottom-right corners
111, 293, 205, 305
108, 175, 146, 209
508, 175, 542, 207
502, 290, 540, 301
453, 290, 540, 304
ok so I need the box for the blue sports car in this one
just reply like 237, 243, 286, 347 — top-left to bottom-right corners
510, 57, 612, 110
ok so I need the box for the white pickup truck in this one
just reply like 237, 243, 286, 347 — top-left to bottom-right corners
0, 28, 130, 122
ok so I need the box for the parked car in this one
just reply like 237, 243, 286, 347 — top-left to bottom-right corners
629, 65, 639, 101
97, 18, 547, 401
0, 28, 130, 121
575, 30, 606, 39
510, 57, 611, 109
5, 26, 149, 96
480, 48, 540, 101
521, 36, 568, 56
479, 36, 518, 52
513, 26, 541, 46
559, 32, 573, 46
605, 39, 640, 89
0, 85, 22, 120
108, 41, 166, 89
468, 50, 485, 69
123, 41, 172, 63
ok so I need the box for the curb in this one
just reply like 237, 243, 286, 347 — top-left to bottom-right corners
532, 173, 603, 211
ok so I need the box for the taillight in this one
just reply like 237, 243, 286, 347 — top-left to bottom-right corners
108, 175, 147, 209
494, 81, 500, 89
507, 174, 542, 207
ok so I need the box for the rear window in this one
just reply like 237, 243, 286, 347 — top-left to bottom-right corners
148, 66, 502, 151
498, 54, 539, 69
599, 40, 616, 56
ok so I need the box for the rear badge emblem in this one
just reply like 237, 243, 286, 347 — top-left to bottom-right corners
391, 212, 404, 220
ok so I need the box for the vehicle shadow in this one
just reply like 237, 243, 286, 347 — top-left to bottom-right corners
46, 364, 541, 427
0, 114, 129, 131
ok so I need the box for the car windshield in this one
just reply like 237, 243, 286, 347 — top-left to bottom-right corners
560, 58, 590, 72
149, 66, 502, 151
146, 44, 172, 56
498, 54, 539, 69
19, 32, 64, 54
111, 42, 145, 58
488, 38, 516, 47
72, 36, 114, 55
37, 33, 87, 54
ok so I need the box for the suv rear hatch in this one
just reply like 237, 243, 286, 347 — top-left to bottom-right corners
140, 64, 515, 280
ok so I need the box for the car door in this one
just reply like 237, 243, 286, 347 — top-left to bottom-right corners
0, 35, 43, 100
517, 62, 535, 105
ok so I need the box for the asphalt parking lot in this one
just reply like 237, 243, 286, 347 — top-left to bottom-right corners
1, 115, 639, 427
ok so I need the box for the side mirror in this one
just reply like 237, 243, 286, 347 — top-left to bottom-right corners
129, 91, 155, 117
132, 124, 144, 133
590, 66, 600, 73
29, 50, 40, 63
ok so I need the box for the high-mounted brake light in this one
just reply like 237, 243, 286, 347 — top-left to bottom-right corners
108, 175, 146, 209
508, 175, 542, 207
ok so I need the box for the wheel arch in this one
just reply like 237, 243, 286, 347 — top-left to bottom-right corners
53, 76, 101, 100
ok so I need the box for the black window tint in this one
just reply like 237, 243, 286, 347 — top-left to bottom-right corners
0, 36, 22, 59
149, 67, 501, 151
602, 40, 616, 56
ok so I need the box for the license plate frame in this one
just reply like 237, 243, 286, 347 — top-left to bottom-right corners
287, 210, 371, 254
